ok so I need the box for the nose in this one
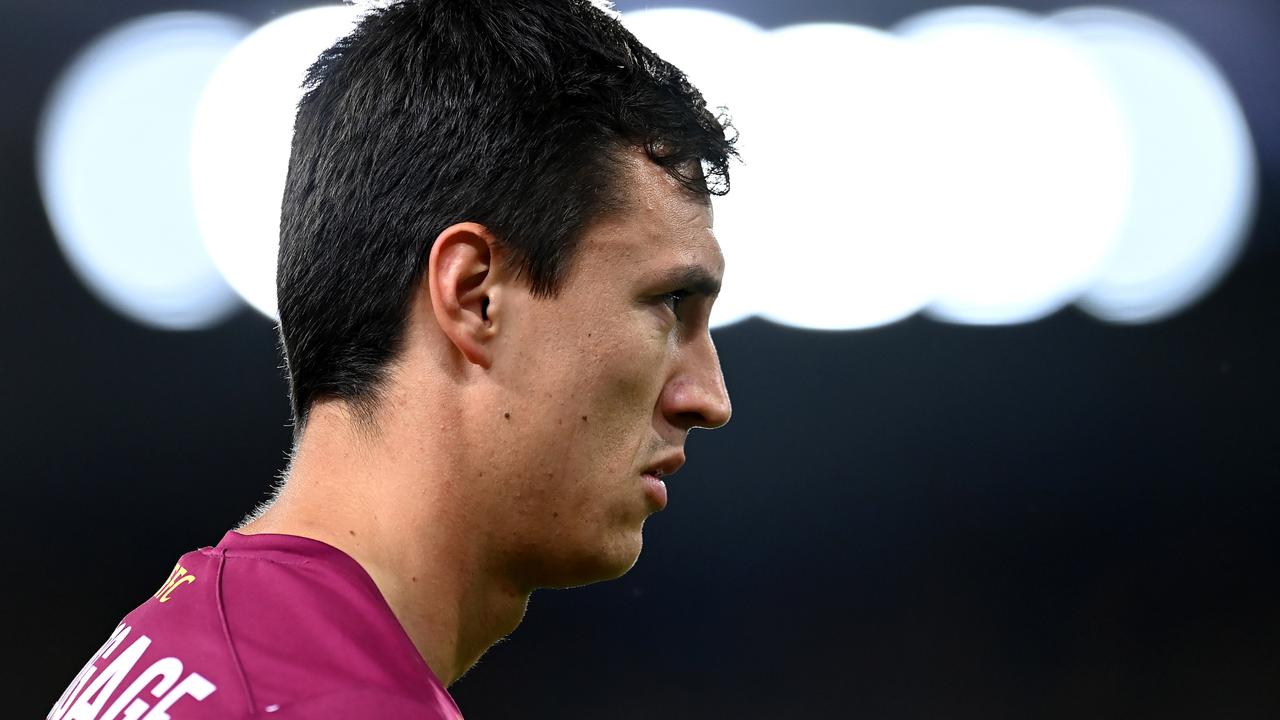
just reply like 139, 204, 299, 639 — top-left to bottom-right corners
661, 332, 732, 432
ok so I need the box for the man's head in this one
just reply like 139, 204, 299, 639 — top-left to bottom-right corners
276, 0, 736, 587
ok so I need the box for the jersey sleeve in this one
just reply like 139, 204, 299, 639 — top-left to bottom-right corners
266, 687, 462, 719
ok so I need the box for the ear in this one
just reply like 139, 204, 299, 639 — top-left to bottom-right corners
427, 222, 499, 368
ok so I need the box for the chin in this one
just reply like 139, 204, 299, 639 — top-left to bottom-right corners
545, 528, 645, 589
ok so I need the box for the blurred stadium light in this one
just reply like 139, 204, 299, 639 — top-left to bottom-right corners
192, 5, 361, 321
738, 22, 946, 330
36, 12, 249, 330
35, 4, 1258, 331
1056, 8, 1258, 324
897, 7, 1134, 325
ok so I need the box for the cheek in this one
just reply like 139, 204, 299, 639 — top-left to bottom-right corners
500, 309, 671, 488
573, 332, 669, 463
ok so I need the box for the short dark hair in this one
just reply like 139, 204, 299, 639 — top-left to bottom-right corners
277, 0, 737, 432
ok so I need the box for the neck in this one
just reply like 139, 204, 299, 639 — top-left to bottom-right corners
238, 402, 529, 686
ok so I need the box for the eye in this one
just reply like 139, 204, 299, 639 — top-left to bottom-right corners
661, 290, 690, 316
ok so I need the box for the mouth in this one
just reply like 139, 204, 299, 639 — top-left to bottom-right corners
640, 453, 684, 512
641, 471, 668, 511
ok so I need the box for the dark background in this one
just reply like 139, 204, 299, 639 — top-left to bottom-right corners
5, 1, 1278, 718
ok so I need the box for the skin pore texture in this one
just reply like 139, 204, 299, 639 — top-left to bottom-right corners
239, 150, 732, 687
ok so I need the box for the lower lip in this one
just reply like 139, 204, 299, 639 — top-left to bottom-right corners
642, 473, 668, 510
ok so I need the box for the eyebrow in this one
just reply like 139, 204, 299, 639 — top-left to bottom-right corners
649, 264, 722, 297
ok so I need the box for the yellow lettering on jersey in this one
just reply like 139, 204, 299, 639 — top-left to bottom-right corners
154, 563, 182, 599
153, 563, 196, 603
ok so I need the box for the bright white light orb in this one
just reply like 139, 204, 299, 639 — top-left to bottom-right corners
896, 8, 1133, 325
192, 5, 361, 320
37, 12, 249, 330
621, 8, 766, 329
1054, 8, 1257, 324
743, 23, 943, 331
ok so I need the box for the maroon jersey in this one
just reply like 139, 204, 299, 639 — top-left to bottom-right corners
49, 532, 463, 719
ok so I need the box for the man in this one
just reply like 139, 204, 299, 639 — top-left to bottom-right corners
49, 0, 735, 717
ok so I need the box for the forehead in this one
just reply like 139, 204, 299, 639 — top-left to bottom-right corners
574, 152, 724, 279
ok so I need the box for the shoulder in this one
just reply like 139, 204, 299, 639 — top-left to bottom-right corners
210, 536, 442, 694
91, 535, 456, 716
50, 535, 463, 720
265, 687, 463, 719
